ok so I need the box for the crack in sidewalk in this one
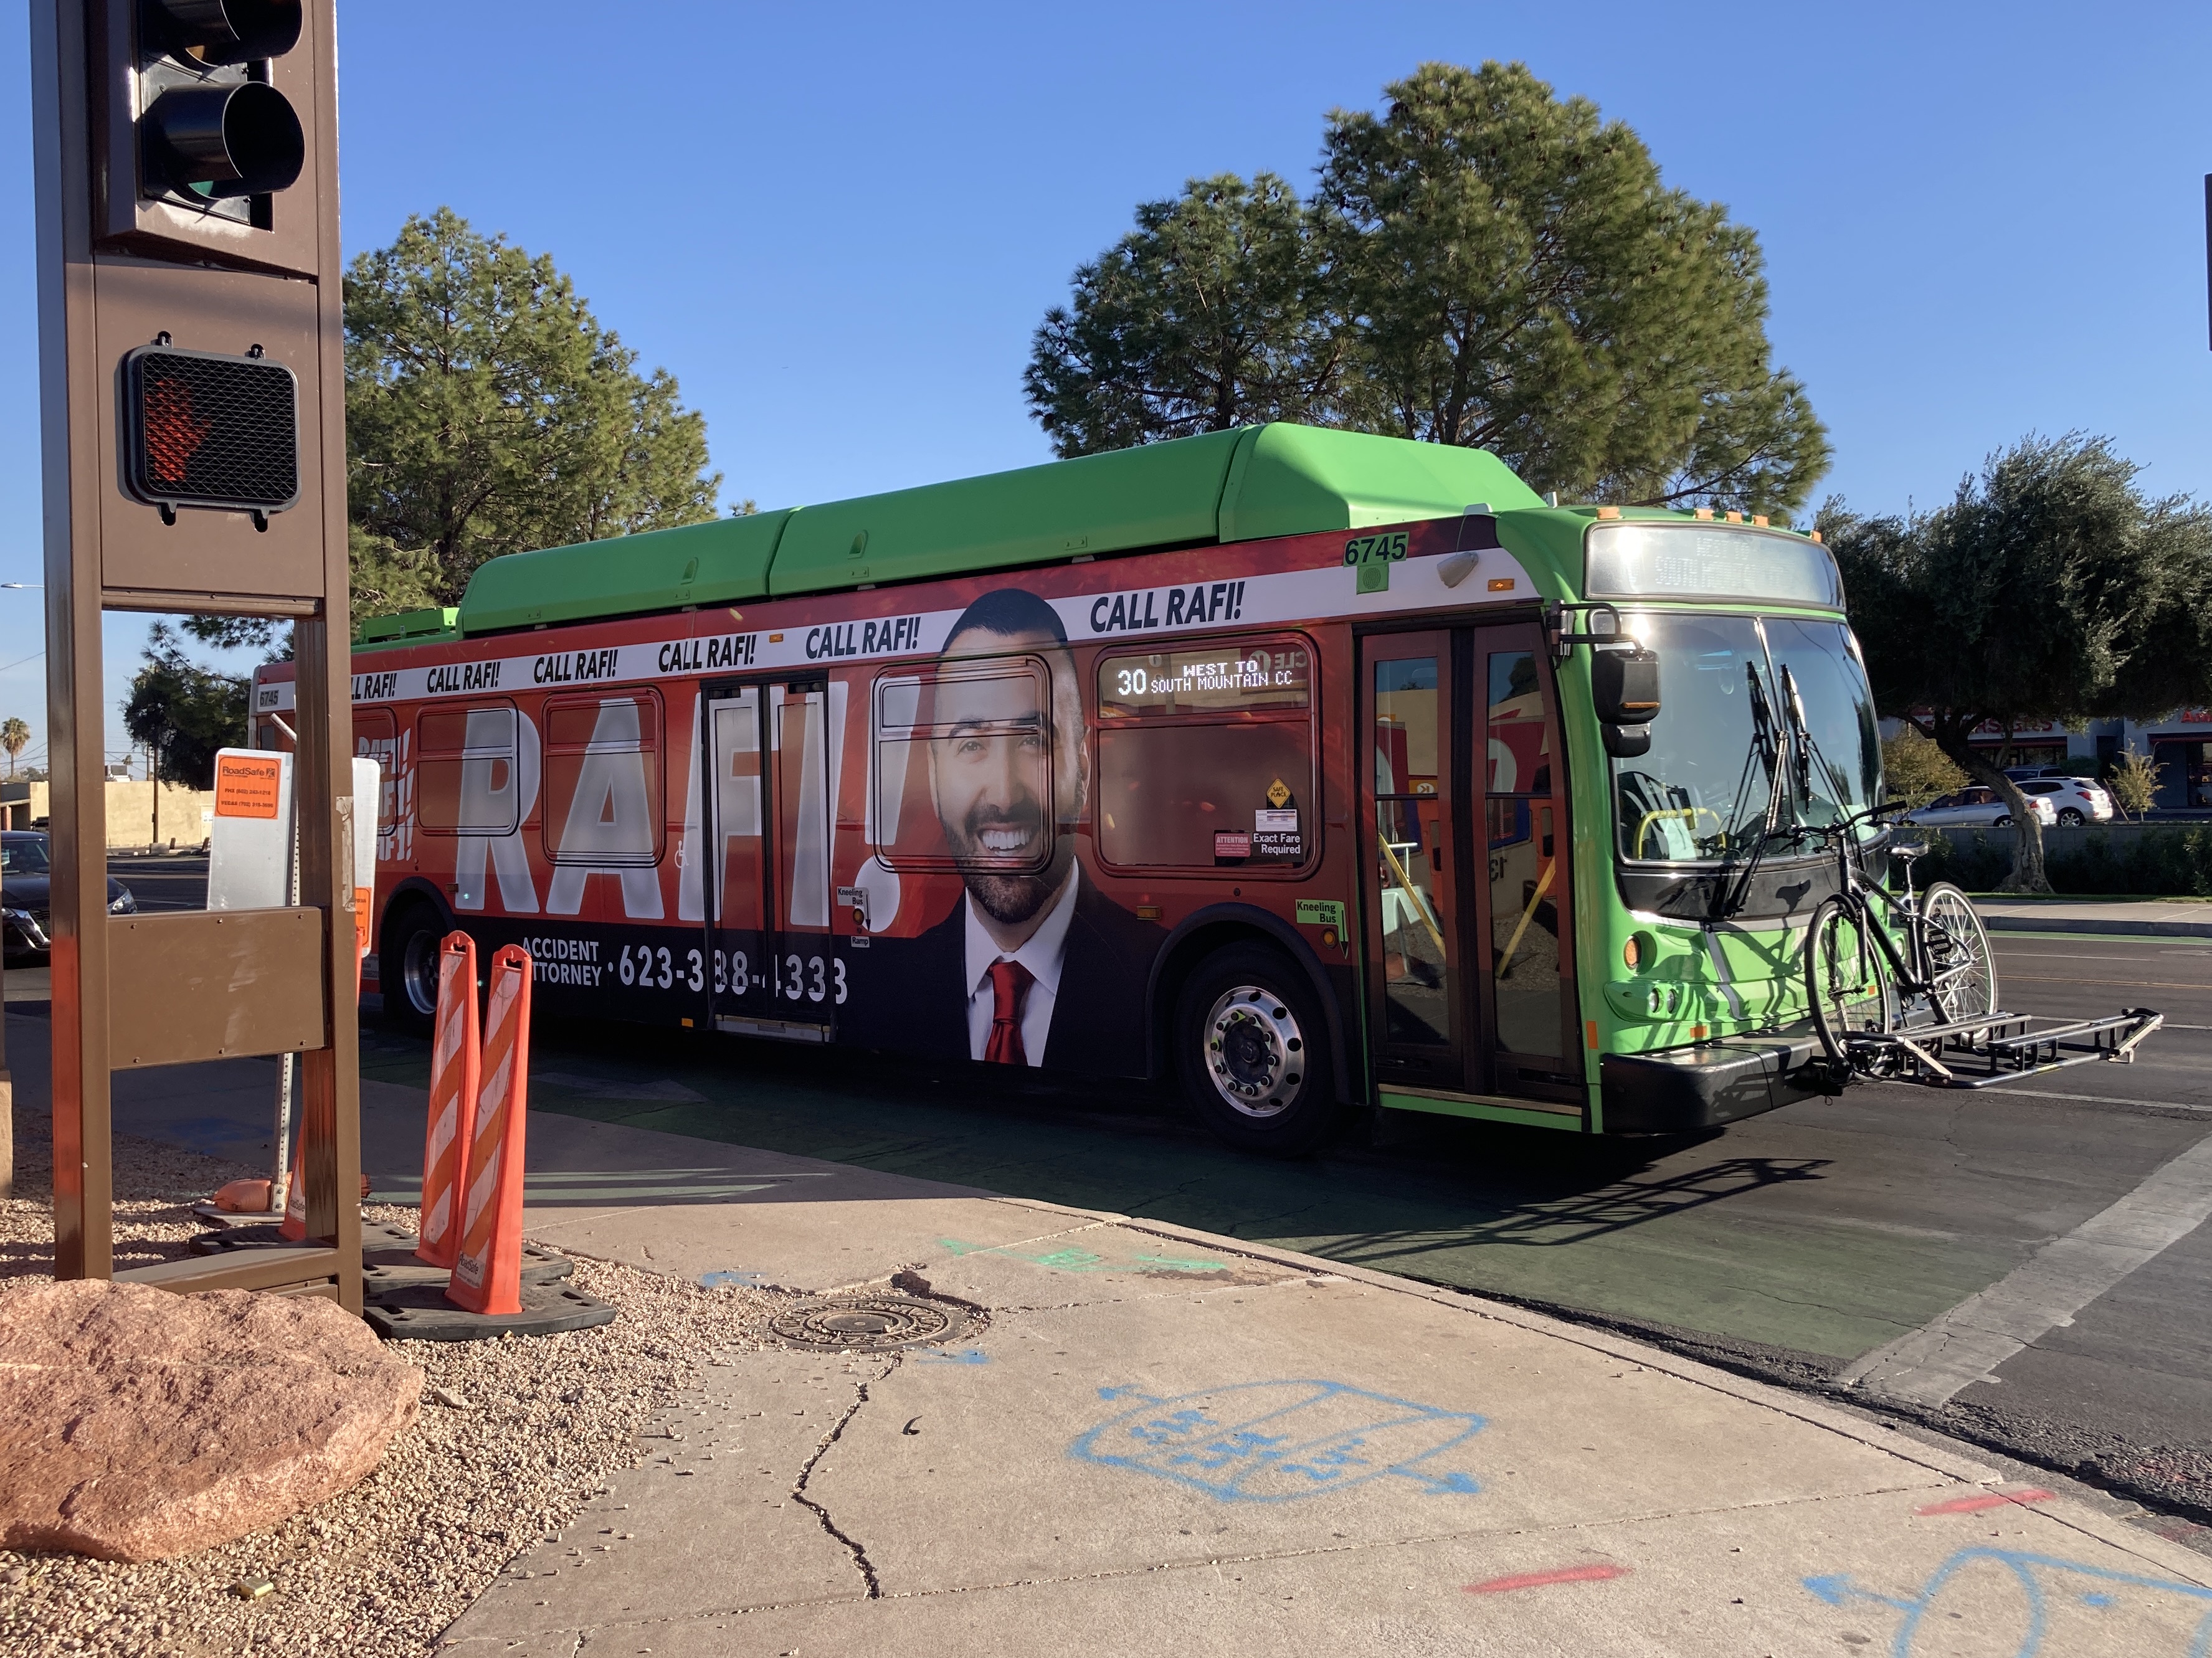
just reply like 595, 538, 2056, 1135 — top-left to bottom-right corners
789, 1357, 898, 1599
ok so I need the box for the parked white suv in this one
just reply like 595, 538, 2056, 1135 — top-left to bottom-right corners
1904, 786, 2058, 830
2014, 775, 2114, 827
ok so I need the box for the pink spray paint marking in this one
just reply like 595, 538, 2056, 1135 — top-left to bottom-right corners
1465, 1563, 1628, 1594
1915, 1489, 2055, 1516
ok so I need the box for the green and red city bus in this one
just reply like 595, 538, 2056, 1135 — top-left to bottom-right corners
255, 422, 1889, 1152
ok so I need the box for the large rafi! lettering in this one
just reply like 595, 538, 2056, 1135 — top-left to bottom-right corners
547, 698, 663, 919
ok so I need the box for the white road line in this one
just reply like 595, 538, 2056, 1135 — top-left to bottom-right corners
1862, 1079, 2212, 1111
1837, 1129, 2212, 1405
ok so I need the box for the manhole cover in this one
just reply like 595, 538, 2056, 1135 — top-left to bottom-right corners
769, 1294, 976, 1352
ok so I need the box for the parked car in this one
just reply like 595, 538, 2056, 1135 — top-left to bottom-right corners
0, 831, 136, 960
2013, 775, 2114, 826
1903, 786, 2058, 830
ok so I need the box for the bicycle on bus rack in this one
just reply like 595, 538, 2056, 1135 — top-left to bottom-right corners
1797, 802, 2164, 1089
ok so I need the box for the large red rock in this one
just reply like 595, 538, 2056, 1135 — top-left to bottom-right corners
0, 1279, 422, 1561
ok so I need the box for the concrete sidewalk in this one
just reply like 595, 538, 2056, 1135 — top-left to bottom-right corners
407, 1119, 2212, 1655
1976, 897, 2212, 938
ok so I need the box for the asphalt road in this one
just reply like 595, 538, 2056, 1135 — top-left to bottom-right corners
34, 865, 2212, 1528
105, 851, 211, 912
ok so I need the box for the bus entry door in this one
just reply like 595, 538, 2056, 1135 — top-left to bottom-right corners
1366, 632, 1462, 1091
703, 681, 840, 1040
1362, 623, 1580, 1109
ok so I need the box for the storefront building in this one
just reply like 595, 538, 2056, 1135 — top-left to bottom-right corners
1879, 712, 2212, 812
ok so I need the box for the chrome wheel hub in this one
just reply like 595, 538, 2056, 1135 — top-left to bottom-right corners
1203, 985, 1306, 1119
402, 927, 442, 1018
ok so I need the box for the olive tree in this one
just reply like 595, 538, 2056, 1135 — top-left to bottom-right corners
1028, 62, 1831, 516
1827, 434, 2212, 891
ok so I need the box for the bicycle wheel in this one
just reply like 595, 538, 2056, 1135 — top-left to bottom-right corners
1805, 896, 1899, 1066
1919, 881, 1998, 1026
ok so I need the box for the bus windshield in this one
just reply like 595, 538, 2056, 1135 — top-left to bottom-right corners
1613, 613, 1880, 864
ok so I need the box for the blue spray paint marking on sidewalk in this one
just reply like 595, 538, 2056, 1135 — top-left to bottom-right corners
916, 1348, 990, 1365
698, 1269, 766, 1289
1070, 1381, 1484, 1504
1803, 1548, 2212, 1656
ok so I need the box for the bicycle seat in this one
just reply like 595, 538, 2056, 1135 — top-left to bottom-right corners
1889, 841, 1929, 861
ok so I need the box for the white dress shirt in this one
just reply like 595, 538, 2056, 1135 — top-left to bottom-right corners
962, 870, 1080, 1066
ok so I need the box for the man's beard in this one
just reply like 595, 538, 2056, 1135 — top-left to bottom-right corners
946, 802, 1074, 926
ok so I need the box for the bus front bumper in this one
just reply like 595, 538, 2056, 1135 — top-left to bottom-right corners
1600, 1036, 1828, 1134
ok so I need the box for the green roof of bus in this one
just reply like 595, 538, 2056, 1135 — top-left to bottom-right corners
444, 424, 1543, 638
353, 606, 461, 653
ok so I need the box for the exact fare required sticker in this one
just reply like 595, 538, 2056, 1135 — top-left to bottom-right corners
214, 753, 283, 820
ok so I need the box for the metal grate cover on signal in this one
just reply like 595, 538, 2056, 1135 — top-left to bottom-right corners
122, 344, 300, 514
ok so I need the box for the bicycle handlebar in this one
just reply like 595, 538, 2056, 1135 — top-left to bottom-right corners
1788, 798, 1912, 843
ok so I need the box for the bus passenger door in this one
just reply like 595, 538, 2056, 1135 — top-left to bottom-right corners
1363, 631, 1464, 1092
1361, 623, 1580, 1111
703, 680, 838, 1040
1473, 624, 1580, 1106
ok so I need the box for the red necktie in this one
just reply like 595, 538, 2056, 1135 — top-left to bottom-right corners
984, 959, 1033, 1065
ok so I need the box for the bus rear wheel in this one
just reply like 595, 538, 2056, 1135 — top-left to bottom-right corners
380, 901, 449, 1037
1175, 944, 1337, 1155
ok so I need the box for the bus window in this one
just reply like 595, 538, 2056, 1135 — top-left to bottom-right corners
1371, 648, 1450, 1049
415, 703, 522, 835
1610, 615, 1775, 863
1486, 648, 1564, 1059
353, 708, 402, 863
1095, 638, 1315, 870
541, 693, 664, 866
871, 660, 1056, 873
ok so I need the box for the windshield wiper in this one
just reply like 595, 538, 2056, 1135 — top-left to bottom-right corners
1721, 662, 1792, 916
1778, 663, 1858, 824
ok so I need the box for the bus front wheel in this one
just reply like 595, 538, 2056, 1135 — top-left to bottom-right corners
1175, 944, 1337, 1155
380, 901, 448, 1037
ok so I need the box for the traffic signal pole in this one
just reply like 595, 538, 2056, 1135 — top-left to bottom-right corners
31, 1, 361, 1309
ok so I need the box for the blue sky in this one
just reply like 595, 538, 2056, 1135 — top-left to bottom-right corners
3, 1, 2208, 772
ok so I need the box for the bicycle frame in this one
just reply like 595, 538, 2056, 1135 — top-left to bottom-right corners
1811, 809, 1946, 1015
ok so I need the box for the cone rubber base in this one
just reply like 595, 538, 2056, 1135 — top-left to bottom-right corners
190, 1202, 287, 1226
362, 1277, 617, 1342
188, 1221, 574, 1289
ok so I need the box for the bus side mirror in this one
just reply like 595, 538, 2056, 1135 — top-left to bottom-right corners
1592, 647, 1660, 724
1593, 646, 1659, 759
1603, 722, 1652, 758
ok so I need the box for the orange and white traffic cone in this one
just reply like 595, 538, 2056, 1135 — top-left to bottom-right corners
445, 944, 533, 1317
414, 932, 481, 1269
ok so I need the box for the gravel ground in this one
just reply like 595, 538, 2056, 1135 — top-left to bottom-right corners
0, 1095, 786, 1657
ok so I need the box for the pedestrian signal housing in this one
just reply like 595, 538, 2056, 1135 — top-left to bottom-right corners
122, 341, 300, 523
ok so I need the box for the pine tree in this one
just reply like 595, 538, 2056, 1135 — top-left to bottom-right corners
345, 208, 722, 619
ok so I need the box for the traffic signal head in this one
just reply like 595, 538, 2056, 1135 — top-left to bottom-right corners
141, 77, 303, 199
144, 0, 301, 64
46, 0, 336, 559
123, 0, 308, 220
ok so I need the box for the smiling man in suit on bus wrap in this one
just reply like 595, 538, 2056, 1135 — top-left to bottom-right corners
874, 587, 1165, 1073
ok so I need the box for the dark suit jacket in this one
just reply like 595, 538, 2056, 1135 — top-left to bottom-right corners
852, 865, 1167, 1077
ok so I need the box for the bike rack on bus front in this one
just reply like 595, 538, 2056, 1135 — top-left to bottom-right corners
1843, 1007, 2165, 1089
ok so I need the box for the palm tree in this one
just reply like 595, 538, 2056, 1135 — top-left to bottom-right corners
0, 718, 28, 780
